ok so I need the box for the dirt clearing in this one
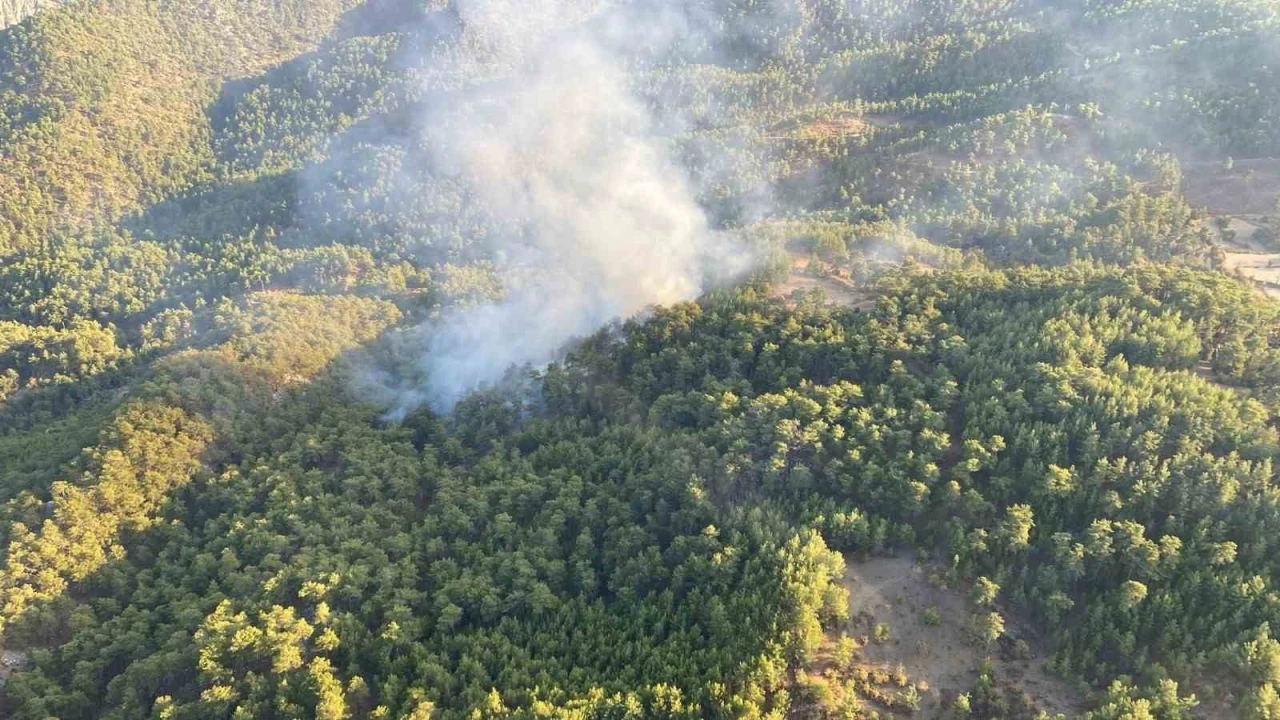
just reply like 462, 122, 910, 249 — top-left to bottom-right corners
1183, 158, 1280, 215
796, 115, 869, 141
799, 555, 1083, 718
1222, 250, 1280, 298
772, 253, 877, 310
1204, 210, 1280, 298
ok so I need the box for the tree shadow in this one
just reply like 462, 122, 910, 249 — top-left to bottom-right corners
121, 71, 438, 247
120, 0, 458, 243
0, 327, 416, 713
0, 307, 796, 717
121, 172, 298, 242
331, 0, 460, 43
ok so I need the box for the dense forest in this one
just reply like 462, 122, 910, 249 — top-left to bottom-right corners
1, 0, 1280, 718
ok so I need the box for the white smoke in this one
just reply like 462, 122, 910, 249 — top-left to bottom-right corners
380, 0, 755, 414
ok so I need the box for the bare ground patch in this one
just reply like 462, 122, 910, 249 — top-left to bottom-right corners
759, 106, 873, 143
797, 555, 1083, 719
1222, 253, 1280, 298
772, 253, 877, 310
796, 115, 869, 141
1215, 216, 1269, 250
1184, 158, 1280, 215
1203, 212, 1280, 298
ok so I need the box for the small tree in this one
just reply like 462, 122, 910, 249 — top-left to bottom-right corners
923, 606, 941, 627
969, 611, 1005, 649
998, 505, 1035, 552
1120, 581, 1149, 610
1245, 683, 1280, 720
1211, 541, 1238, 566
973, 577, 1000, 608
835, 634, 859, 672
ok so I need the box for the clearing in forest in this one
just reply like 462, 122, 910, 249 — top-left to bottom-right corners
1183, 159, 1280, 215
796, 555, 1083, 719
1221, 249, 1280, 298
1207, 215, 1280, 298
772, 252, 877, 310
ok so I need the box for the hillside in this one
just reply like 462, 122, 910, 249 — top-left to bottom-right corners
1, 0, 1279, 719
0, 0, 56, 30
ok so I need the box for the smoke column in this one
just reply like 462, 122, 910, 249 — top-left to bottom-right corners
379, 0, 753, 415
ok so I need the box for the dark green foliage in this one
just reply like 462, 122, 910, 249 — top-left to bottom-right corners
1, 1, 1280, 719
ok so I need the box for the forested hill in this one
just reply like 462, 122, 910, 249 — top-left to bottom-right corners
1, 0, 1280, 719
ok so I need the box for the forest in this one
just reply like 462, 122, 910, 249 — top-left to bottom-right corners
1, 0, 1280, 718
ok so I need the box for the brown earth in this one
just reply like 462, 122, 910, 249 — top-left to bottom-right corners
801, 555, 1083, 719
1183, 159, 1280, 215
796, 115, 869, 140
771, 253, 877, 310
1207, 213, 1280, 298
1221, 249, 1280, 298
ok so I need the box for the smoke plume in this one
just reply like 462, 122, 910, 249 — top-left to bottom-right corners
374, 0, 753, 415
